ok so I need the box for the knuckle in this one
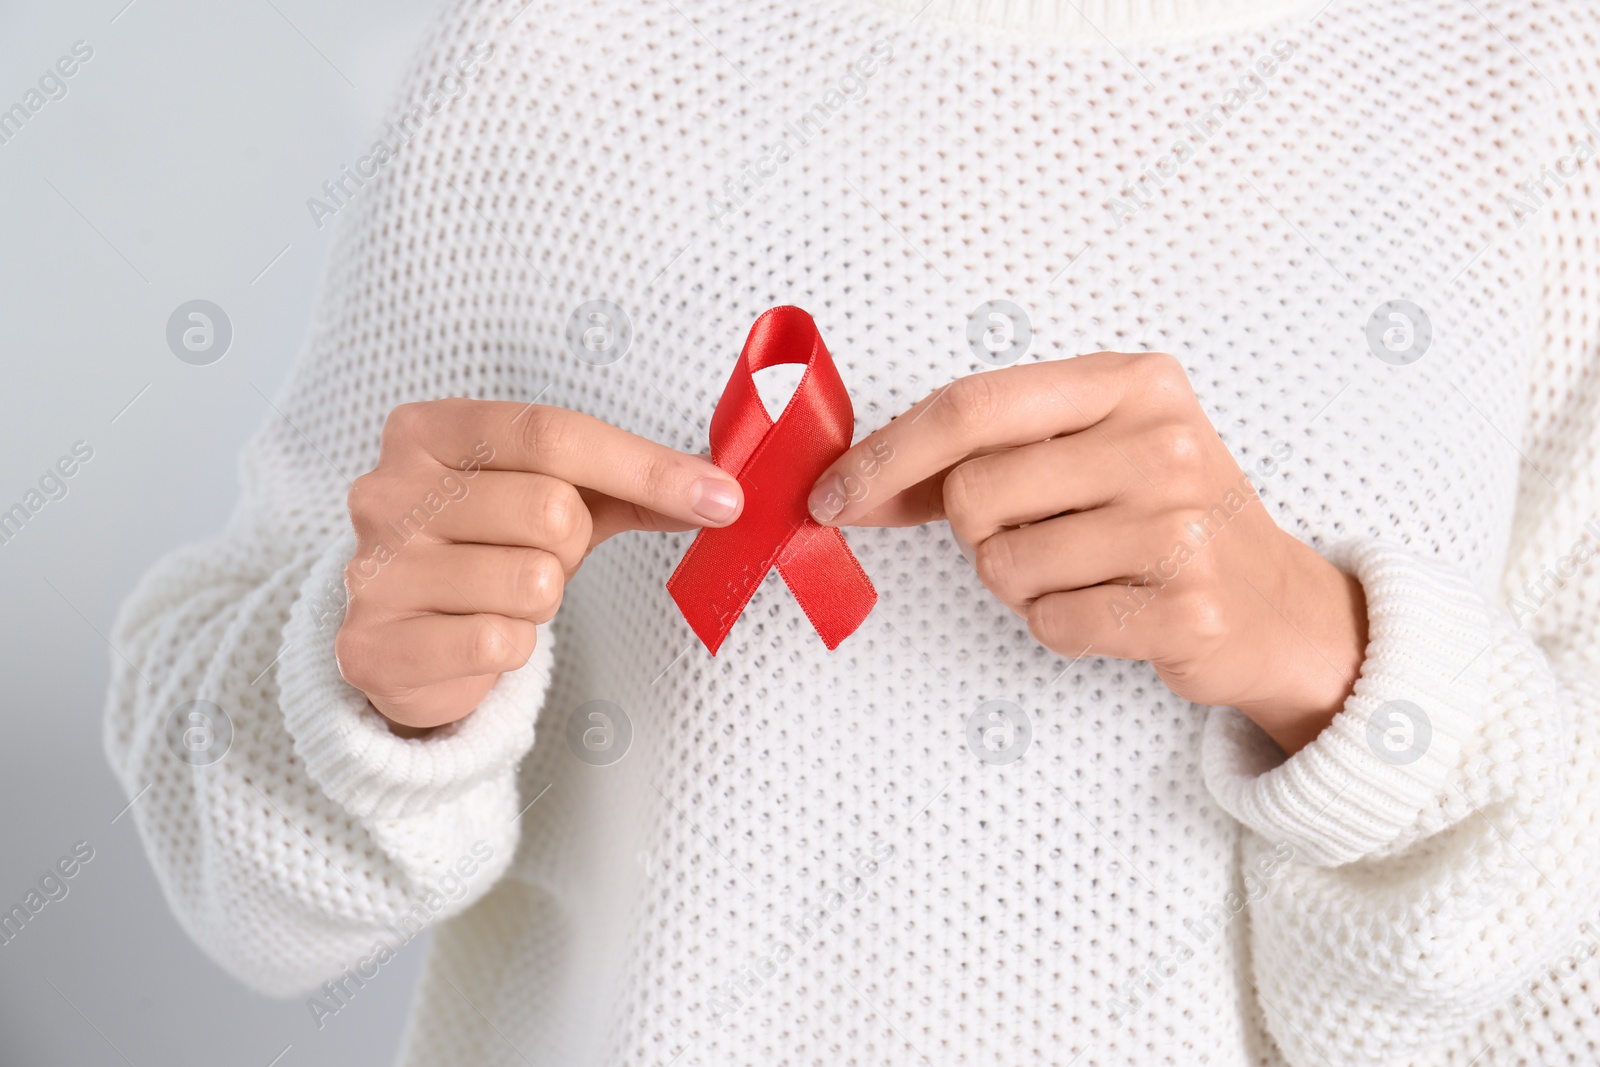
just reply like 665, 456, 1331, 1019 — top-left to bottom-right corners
538, 482, 585, 542
973, 536, 1018, 601
512, 552, 563, 618
1131, 349, 1185, 383
468, 619, 511, 671
1153, 422, 1206, 469
1130, 351, 1194, 407
382, 400, 433, 444
941, 461, 985, 523
633, 452, 675, 498
946, 373, 1002, 433
345, 471, 380, 522
534, 579, 565, 624
339, 558, 368, 603
508, 552, 543, 605
345, 469, 410, 542
1174, 590, 1228, 646
521, 408, 573, 462
333, 624, 378, 691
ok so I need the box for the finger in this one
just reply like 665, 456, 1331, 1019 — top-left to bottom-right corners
848, 470, 950, 527
391, 470, 591, 567
972, 509, 1171, 610
371, 675, 501, 731
808, 351, 1177, 527
337, 612, 541, 693
577, 446, 720, 542
584, 490, 700, 544
384, 399, 744, 528
346, 543, 564, 622
1024, 583, 1169, 663
940, 434, 1130, 543
841, 446, 1009, 529
1027, 564, 1242, 673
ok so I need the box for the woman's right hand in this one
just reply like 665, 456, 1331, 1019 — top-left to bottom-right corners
335, 398, 744, 732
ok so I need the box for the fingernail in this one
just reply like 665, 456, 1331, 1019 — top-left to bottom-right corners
692, 479, 741, 525
808, 475, 844, 524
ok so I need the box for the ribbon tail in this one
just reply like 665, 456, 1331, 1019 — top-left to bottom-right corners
666, 527, 775, 656
776, 523, 877, 650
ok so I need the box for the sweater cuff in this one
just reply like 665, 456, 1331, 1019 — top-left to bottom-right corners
1201, 539, 1493, 866
275, 527, 554, 821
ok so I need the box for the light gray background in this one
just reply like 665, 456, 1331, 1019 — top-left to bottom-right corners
0, 1, 450, 1063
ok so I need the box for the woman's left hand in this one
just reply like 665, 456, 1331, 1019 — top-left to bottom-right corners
808, 351, 1369, 755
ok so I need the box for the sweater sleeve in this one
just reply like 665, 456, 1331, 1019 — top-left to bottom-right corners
100, 5, 555, 997
1199, 9, 1600, 1063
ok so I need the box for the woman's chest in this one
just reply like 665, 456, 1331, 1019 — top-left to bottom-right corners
510, 0, 1554, 601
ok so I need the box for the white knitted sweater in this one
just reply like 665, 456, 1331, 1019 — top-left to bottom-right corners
104, 0, 1600, 1064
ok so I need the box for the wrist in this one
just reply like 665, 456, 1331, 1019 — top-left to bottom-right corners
1238, 544, 1369, 755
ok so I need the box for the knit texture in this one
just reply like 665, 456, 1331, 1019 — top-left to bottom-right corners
102, 0, 1600, 1064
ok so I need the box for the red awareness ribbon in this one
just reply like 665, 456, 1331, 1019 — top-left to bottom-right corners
667, 306, 877, 655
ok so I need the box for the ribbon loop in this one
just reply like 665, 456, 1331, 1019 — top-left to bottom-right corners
666, 306, 876, 654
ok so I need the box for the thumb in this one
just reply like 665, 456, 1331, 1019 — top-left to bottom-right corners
582, 451, 743, 546
836, 471, 949, 528
583, 490, 711, 545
